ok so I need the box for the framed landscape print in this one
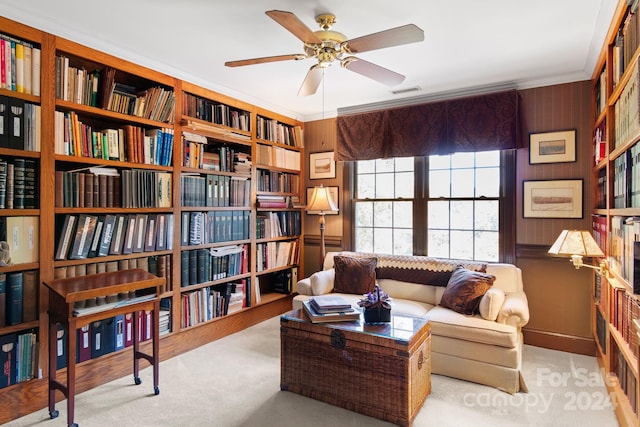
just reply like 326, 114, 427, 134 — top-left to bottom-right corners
529, 130, 576, 164
309, 151, 336, 179
523, 179, 583, 218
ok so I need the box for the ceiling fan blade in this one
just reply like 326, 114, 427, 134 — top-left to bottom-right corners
345, 24, 424, 53
298, 65, 324, 96
342, 57, 405, 86
225, 54, 303, 67
266, 10, 322, 44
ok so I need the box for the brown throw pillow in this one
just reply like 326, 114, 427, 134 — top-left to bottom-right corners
440, 266, 495, 315
333, 255, 377, 295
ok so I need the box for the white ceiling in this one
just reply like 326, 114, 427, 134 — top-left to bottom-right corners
0, 0, 618, 122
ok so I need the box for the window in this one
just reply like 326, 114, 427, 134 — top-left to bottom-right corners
353, 151, 508, 262
354, 157, 414, 255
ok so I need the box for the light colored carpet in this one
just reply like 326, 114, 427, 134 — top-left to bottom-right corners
7, 316, 619, 426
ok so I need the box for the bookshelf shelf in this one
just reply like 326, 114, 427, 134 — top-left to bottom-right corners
0, 15, 304, 424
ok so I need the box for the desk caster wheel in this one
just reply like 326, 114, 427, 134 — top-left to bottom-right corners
154, 386, 160, 395
49, 409, 59, 419
134, 377, 141, 385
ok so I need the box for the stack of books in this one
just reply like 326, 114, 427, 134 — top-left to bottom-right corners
302, 295, 360, 323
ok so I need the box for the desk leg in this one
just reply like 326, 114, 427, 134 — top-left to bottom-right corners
48, 320, 58, 419
133, 310, 141, 385
152, 301, 160, 395
67, 318, 77, 427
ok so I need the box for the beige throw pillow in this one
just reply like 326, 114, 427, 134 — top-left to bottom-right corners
478, 287, 506, 321
310, 268, 335, 295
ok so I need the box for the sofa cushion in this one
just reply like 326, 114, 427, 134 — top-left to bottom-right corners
440, 266, 495, 315
479, 287, 506, 321
310, 268, 335, 295
427, 306, 518, 348
333, 255, 377, 295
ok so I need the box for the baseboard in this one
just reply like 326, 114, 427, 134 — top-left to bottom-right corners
523, 328, 596, 356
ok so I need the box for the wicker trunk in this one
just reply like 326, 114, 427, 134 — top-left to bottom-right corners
280, 310, 431, 426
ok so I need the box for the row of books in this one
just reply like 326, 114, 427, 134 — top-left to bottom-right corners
54, 213, 175, 261
180, 281, 247, 329
609, 280, 640, 358
0, 271, 38, 327
255, 144, 301, 171
180, 210, 250, 246
256, 240, 300, 272
610, 216, 640, 287
180, 174, 250, 208
0, 158, 37, 209
255, 116, 303, 147
593, 121, 607, 165
614, 57, 640, 149
56, 168, 171, 209
182, 132, 252, 174
55, 58, 176, 124
256, 169, 300, 193
0, 97, 40, 151
256, 211, 302, 239
0, 34, 41, 95
0, 328, 37, 390
54, 255, 173, 294
182, 93, 251, 132
611, 138, 640, 209
612, 3, 640, 89
54, 111, 174, 165
180, 245, 249, 287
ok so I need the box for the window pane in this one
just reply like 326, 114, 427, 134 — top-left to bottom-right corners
450, 230, 474, 260
476, 167, 500, 197
451, 169, 474, 197
393, 201, 413, 228
429, 154, 450, 170
395, 157, 414, 172
355, 202, 374, 227
375, 158, 394, 173
374, 201, 392, 227
428, 201, 449, 229
476, 150, 500, 167
358, 159, 375, 173
429, 170, 450, 197
356, 227, 374, 253
475, 231, 498, 262
396, 172, 414, 199
394, 228, 413, 255
475, 200, 499, 231
428, 229, 449, 258
451, 152, 474, 168
450, 201, 473, 230
375, 173, 395, 198
374, 228, 393, 254
357, 173, 375, 199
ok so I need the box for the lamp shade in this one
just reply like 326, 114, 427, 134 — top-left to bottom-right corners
548, 230, 604, 258
307, 185, 338, 214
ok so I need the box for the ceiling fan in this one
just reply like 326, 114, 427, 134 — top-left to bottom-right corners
225, 10, 425, 96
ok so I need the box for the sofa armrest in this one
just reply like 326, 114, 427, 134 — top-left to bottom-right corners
496, 291, 530, 328
296, 268, 336, 296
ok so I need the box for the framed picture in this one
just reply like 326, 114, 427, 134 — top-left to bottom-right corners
529, 130, 576, 164
523, 179, 583, 218
306, 186, 339, 214
309, 151, 336, 179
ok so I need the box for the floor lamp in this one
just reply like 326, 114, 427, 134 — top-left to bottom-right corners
307, 185, 338, 270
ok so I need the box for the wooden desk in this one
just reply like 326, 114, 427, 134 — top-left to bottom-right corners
44, 269, 165, 427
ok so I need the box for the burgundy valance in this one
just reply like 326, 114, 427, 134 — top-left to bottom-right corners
336, 90, 521, 161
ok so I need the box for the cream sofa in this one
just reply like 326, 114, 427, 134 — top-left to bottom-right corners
293, 251, 530, 394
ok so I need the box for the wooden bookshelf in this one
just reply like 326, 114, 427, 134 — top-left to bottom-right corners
591, 1, 640, 425
0, 16, 302, 423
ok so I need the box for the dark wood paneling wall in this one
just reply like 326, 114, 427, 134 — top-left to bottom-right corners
303, 80, 596, 354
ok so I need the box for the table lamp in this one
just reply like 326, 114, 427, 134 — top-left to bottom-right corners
548, 229, 607, 273
307, 185, 338, 269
